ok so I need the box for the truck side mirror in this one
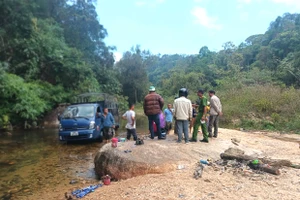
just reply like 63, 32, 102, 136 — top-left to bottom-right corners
57, 113, 61, 121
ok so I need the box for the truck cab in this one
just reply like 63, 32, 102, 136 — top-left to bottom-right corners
58, 93, 119, 142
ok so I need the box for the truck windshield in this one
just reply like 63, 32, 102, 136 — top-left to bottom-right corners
62, 105, 95, 119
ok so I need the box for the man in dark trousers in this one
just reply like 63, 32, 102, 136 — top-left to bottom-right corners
100, 107, 115, 143
173, 88, 192, 144
143, 86, 165, 139
208, 90, 222, 138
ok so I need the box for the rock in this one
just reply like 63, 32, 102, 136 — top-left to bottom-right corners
69, 180, 78, 184
177, 165, 185, 170
1, 193, 12, 200
231, 138, 241, 146
220, 148, 255, 162
9, 188, 19, 194
224, 148, 245, 155
94, 142, 188, 180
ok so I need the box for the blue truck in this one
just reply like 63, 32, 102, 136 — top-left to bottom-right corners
58, 93, 119, 142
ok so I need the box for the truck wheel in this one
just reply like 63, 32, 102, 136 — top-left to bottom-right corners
99, 136, 103, 143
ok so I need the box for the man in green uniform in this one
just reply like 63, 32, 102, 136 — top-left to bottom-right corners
191, 89, 209, 143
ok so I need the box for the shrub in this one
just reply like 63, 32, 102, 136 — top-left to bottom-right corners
217, 84, 300, 132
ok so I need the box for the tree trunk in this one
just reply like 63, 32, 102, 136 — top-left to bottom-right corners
220, 152, 254, 162
134, 89, 137, 103
259, 165, 280, 175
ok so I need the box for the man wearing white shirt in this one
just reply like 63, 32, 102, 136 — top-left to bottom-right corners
174, 88, 192, 144
208, 90, 222, 138
122, 104, 137, 141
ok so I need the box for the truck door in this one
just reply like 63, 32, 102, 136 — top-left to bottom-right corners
95, 106, 102, 135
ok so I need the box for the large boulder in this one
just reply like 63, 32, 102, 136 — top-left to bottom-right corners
94, 133, 266, 180
43, 103, 69, 128
94, 139, 192, 180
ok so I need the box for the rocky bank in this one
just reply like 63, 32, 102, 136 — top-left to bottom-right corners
94, 129, 300, 181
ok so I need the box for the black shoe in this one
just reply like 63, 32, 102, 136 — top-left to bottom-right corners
158, 137, 166, 140
189, 139, 197, 142
148, 135, 154, 139
208, 134, 213, 138
213, 135, 217, 138
200, 139, 209, 143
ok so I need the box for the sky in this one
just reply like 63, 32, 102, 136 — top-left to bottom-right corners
96, 0, 300, 61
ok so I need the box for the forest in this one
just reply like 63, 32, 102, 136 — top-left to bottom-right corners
1, 0, 300, 132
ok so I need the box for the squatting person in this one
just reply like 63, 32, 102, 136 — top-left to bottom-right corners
164, 103, 173, 135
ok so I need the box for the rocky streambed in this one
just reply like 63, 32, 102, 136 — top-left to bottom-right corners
91, 129, 300, 200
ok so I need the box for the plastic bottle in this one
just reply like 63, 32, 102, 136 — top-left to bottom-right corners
252, 159, 259, 165
177, 165, 185, 170
102, 175, 111, 185
200, 159, 209, 165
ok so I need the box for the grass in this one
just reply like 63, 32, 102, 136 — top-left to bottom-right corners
217, 84, 300, 133
128, 84, 300, 134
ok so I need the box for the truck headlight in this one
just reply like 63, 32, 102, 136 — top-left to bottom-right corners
89, 121, 95, 129
59, 123, 63, 131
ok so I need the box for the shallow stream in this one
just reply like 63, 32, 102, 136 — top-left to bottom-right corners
0, 115, 149, 199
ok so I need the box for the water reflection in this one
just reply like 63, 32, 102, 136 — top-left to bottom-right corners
0, 129, 102, 199
0, 114, 149, 199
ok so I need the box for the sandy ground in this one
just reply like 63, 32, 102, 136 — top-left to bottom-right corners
25, 128, 300, 200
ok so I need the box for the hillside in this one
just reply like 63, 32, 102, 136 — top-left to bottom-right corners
1, 1, 300, 132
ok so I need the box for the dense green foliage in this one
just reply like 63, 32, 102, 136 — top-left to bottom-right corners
144, 14, 300, 95
1, 1, 300, 133
0, 0, 117, 127
118, 13, 300, 133
116, 46, 150, 104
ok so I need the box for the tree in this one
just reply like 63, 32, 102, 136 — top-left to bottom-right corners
0, 0, 120, 127
199, 46, 211, 58
116, 46, 149, 103
277, 52, 300, 86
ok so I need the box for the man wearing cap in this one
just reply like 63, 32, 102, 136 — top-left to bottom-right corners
208, 90, 222, 138
143, 86, 165, 139
191, 89, 209, 143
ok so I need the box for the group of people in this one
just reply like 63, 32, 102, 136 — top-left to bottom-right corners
189, 89, 223, 143
98, 104, 137, 143
101, 85, 222, 144
144, 86, 222, 144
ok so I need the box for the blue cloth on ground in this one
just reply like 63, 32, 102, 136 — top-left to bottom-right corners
72, 184, 103, 198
